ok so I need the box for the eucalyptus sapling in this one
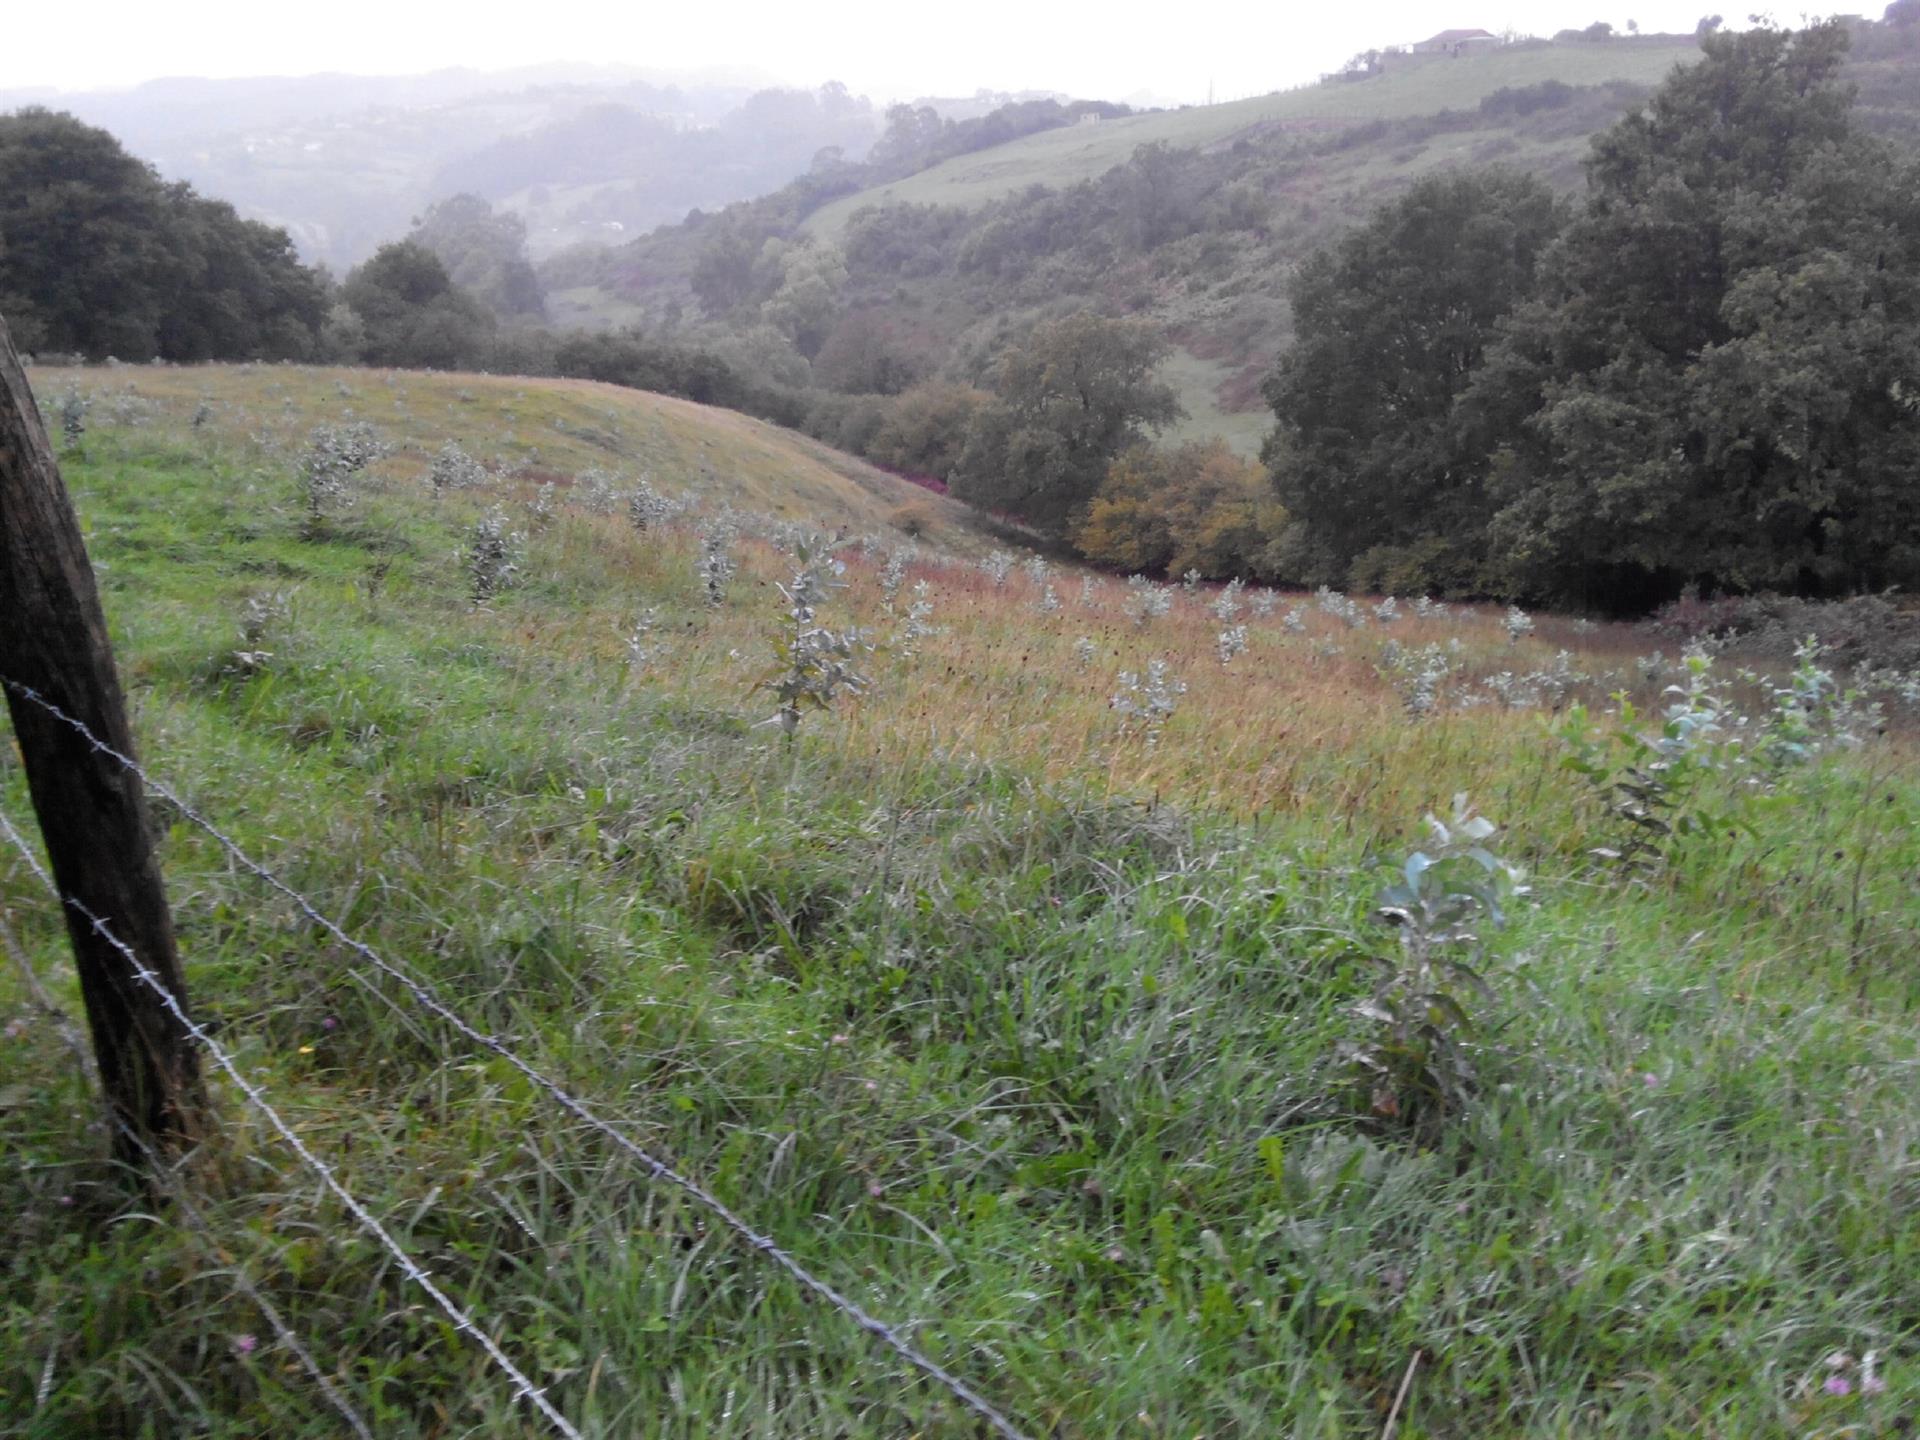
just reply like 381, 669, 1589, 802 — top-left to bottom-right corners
1111, 660, 1185, 746
698, 520, 737, 607
758, 537, 871, 743
628, 475, 670, 532
298, 422, 382, 533
467, 506, 525, 607
1211, 577, 1244, 623
1342, 796, 1523, 1134
893, 581, 940, 659
427, 441, 485, 497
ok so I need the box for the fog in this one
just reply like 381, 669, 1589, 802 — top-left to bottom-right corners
3, 0, 1820, 106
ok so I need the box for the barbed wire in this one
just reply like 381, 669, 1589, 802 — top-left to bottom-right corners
0, 794, 579, 1440
0, 812, 90, 1073
1, 674, 1034, 1440
1, 807, 374, 1439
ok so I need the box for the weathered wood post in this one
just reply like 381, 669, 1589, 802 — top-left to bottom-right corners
0, 315, 205, 1171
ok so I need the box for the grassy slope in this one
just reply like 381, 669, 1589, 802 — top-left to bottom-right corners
3, 372, 1918, 1436
805, 40, 1699, 240
35, 363, 995, 554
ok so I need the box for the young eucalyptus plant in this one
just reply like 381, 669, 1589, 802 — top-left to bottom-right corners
467, 505, 525, 606
298, 421, 382, 533
427, 441, 485, 497
758, 536, 870, 744
1343, 796, 1523, 1134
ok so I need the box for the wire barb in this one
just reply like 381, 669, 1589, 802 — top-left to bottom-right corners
2, 673, 1033, 1440
0, 796, 578, 1440
3, 807, 374, 1440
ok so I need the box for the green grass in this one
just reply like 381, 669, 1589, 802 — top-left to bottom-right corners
3, 370, 1918, 1437
805, 40, 1700, 240
1153, 348, 1273, 457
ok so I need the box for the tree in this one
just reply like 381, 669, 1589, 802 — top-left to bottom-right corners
0, 109, 325, 361
341, 241, 495, 369
408, 194, 545, 320
690, 217, 764, 317
758, 240, 847, 358
950, 312, 1181, 536
1467, 20, 1920, 605
1075, 440, 1282, 578
1262, 169, 1563, 592
813, 309, 928, 394
866, 381, 989, 477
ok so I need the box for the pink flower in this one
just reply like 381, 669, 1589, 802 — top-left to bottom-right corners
233, 1333, 259, 1356
1862, 1374, 1887, 1395
321, 1016, 338, 1031
1824, 1375, 1853, 1397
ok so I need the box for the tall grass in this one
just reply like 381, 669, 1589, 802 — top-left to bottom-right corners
2, 371, 1916, 1437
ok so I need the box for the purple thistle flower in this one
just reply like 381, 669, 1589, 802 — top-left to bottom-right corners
1824, 1375, 1853, 1397
233, 1333, 259, 1356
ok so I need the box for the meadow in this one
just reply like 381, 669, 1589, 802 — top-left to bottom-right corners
802, 39, 1700, 241
3, 365, 1917, 1437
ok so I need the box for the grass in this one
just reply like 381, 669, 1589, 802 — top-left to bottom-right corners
27, 363, 996, 556
803, 39, 1700, 240
3, 367, 1918, 1438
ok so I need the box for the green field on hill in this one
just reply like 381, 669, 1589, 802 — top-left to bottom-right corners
3, 365, 1917, 1436
805, 39, 1700, 238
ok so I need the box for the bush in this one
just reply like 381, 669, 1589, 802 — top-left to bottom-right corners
1649, 591, 1920, 673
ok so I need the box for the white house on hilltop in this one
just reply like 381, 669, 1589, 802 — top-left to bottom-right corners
1412, 28, 1501, 55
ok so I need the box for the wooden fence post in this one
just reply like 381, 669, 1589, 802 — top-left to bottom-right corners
0, 315, 205, 1171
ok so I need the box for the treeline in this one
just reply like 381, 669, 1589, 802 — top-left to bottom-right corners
1267, 19, 1920, 609
0, 110, 797, 416
0, 108, 328, 361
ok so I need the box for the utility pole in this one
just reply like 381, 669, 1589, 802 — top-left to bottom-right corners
0, 315, 205, 1174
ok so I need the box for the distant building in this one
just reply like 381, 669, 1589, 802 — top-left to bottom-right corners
1412, 28, 1501, 55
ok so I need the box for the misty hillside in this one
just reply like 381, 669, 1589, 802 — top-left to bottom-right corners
557, 24, 1920, 456
0, 67, 880, 270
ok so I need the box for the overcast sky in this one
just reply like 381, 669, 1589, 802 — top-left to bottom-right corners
3, 2, 1839, 105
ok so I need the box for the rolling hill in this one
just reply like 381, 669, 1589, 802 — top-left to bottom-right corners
28, 363, 997, 551
6, 348, 1920, 1436
564, 24, 1920, 461
803, 37, 1701, 239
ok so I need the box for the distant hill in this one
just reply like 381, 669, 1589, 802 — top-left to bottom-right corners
1, 68, 877, 271
560, 24, 1920, 458
802, 37, 1702, 240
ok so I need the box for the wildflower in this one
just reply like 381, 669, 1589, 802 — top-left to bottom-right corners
1824, 1375, 1852, 1397
234, 1333, 259, 1356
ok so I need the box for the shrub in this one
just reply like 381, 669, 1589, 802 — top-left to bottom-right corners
1342, 797, 1521, 1133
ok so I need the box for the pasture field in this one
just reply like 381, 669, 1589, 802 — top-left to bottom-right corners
2, 366, 1917, 1437
803, 40, 1700, 240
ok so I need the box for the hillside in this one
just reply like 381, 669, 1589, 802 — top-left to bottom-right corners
4, 70, 877, 269
6, 358, 1920, 1435
803, 37, 1701, 240
28, 363, 995, 551
560, 25, 1920, 464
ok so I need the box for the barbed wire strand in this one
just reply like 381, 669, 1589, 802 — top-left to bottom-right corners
0, 808, 375, 1440
0, 799, 579, 1440
0, 819, 90, 1072
1, 675, 1034, 1440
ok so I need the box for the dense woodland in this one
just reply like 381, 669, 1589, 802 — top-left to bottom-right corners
4, 13, 1919, 610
